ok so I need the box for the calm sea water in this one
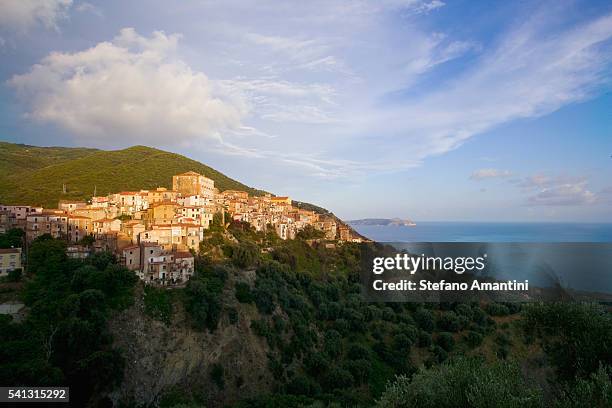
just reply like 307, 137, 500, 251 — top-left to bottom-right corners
350, 222, 612, 243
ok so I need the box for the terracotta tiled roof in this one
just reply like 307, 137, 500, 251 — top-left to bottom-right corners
94, 218, 118, 223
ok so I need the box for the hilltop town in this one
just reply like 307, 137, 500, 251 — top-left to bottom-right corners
0, 171, 361, 284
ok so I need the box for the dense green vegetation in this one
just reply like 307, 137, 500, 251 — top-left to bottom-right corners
0, 224, 610, 407
376, 357, 543, 408
0, 227, 25, 249
0, 142, 267, 207
143, 285, 174, 325
0, 141, 97, 176
0, 234, 138, 406
187, 222, 612, 407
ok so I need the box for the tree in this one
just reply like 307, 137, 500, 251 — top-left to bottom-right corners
235, 282, 254, 303
414, 308, 434, 332
79, 235, 95, 247
523, 302, 612, 380
232, 242, 259, 268
3, 235, 137, 406
210, 363, 224, 389
435, 332, 455, 352
6, 268, 22, 282
296, 225, 325, 240
184, 277, 223, 332
376, 357, 543, 408
0, 228, 24, 248
554, 365, 612, 408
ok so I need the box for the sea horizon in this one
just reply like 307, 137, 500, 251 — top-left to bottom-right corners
349, 221, 612, 243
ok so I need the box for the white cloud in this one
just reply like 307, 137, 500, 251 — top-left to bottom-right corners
470, 168, 512, 180
75, 2, 102, 17
511, 173, 598, 206
8, 28, 247, 146
0, 0, 72, 32
527, 181, 597, 206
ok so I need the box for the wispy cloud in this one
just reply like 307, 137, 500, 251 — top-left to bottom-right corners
0, 0, 73, 32
470, 168, 513, 180
512, 173, 599, 206
346, 10, 612, 173
218, 78, 338, 124
526, 181, 597, 206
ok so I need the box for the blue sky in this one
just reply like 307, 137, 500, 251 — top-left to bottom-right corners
0, 0, 611, 222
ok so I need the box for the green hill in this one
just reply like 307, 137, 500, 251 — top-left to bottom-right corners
0, 141, 98, 175
0, 142, 267, 207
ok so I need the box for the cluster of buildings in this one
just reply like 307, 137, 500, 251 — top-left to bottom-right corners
0, 171, 355, 284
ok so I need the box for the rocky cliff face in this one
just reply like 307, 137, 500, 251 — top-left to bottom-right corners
107, 271, 273, 407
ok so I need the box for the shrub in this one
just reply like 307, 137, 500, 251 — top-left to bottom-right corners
250, 319, 270, 337
227, 307, 238, 325
414, 308, 434, 332
418, 331, 432, 347
324, 330, 343, 357
437, 312, 461, 332
143, 286, 173, 325
455, 303, 474, 320
210, 363, 224, 389
465, 331, 483, 348
7, 268, 22, 282
253, 285, 275, 314
184, 277, 223, 332
347, 343, 371, 360
377, 357, 543, 408
344, 359, 372, 384
554, 365, 612, 408
232, 242, 259, 268
0, 228, 24, 248
523, 302, 612, 380
322, 367, 354, 391
485, 303, 510, 316
285, 374, 320, 396
235, 282, 254, 303
393, 334, 412, 352
436, 332, 455, 352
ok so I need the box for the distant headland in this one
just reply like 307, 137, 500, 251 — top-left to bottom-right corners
347, 218, 416, 227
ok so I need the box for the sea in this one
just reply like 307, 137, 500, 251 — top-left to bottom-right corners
349, 222, 612, 243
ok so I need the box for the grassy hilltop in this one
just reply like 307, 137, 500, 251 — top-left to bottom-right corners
0, 141, 266, 207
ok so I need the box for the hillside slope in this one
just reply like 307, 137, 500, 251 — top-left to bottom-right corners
0, 141, 98, 175
0, 142, 266, 207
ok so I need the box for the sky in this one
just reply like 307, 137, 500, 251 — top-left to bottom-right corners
0, 0, 611, 222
